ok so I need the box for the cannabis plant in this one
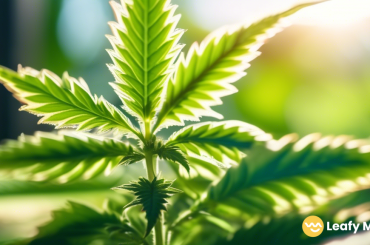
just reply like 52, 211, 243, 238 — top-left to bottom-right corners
3, 0, 370, 244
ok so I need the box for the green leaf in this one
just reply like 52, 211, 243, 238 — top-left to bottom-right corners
170, 156, 224, 182
121, 152, 146, 166
165, 155, 226, 200
0, 131, 135, 183
156, 144, 190, 173
114, 177, 181, 237
107, 0, 184, 125
167, 163, 212, 199
166, 120, 270, 165
16, 201, 127, 245
168, 213, 230, 245
214, 189, 370, 245
154, 2, 320, 130
0, 66, 138, 135
123, 206, 154, 245
186, 156, 224, 180
0, 178, 118, 196
203, 134, 370, 217
104, 199, 152, 245
243, 133, 370, 187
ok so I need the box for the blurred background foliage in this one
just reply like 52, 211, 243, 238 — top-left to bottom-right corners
1, 0, 370, 244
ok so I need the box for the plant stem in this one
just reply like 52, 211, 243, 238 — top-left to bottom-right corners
156, 211, 165, 245
145, 152, 165, 245
145, 151, 156, 181
144, 120, 151, 141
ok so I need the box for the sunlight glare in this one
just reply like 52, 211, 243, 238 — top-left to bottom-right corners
182, 0, 370, 31
294, 0, 370, 27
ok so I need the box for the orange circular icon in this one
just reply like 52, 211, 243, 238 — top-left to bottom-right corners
302, 216, 324, 237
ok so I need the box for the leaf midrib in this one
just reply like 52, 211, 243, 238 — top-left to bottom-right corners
211, 160, 367, 203
154, 30, 244, 130
143, 0, 149, 118
169, 137, 252, 149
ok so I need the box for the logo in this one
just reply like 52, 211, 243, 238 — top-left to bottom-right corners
302, 216, 324, 237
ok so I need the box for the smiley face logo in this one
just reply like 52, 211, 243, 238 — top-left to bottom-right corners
302, 216, 324, 237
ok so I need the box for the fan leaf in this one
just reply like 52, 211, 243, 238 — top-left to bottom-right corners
115, 177, 182, 237
0, 66, 139, 135
121, 152, 146, 166
0, 131, 135, 183
184, 156, 225, 180
165, 155, 226, 200
166, 120, 271, 165
203, 134, 370, 217
107, 0, 184, 125
244, 133, 370, 186
154, 2, 320, 130
13, 200, 146, 245
156, 144, 190, 173
215, 189, 370, 245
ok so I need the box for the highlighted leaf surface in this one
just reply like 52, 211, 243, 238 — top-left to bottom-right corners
16, 200, 146, 245
108, 0, 184, 124
215, 189, 370, 245
167, 120, 270, 165
0, 131, 134, 183
0, 66, 137, 134
205, 134, 370, 217
155, 3, 319, 130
